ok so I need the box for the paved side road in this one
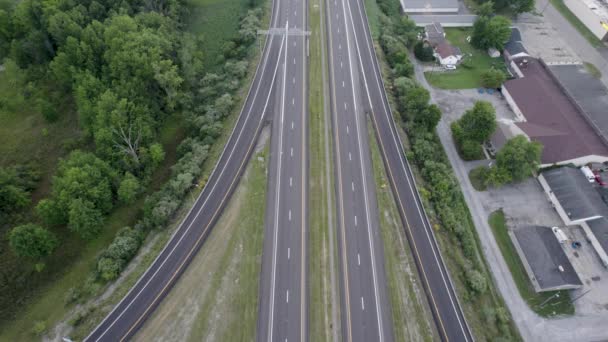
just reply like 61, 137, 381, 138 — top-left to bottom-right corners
526, 1, 608, 88
413, 60, 608, 342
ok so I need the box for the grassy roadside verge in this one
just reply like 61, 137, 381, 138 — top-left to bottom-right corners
548, 0, 603, 48
367, 121, 436, 342
309, 0, 339, 340
134, 143, 268, 341
488, 210, 574, 317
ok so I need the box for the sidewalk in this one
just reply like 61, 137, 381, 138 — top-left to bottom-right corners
412, 60, 608, 342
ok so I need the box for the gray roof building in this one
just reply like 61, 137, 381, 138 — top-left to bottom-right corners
549, 64, 608, 147
401, 0, 459, 13
424, 22, 446, 46
585, 218, 608, 267
511, 226, 583, 292
410, 14, 477, 27
539, 167, 608, 224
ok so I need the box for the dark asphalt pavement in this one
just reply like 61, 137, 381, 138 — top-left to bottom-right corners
84, 0, 286, 340
256, 0, 309, 340
344, 0, 474, 340
325, 0, 394, 341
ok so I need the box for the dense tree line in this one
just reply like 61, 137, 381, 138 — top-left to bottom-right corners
0, 0, 265, 321
373, 2, 514, 338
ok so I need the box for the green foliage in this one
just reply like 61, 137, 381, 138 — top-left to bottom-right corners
9, 224, 58, 259
481, 69, 506, 88
466, 268, 488, 294
479, 0, 533, 14
96, 226, 142, 281
68, 198, 104, 240
414, 41, 434, 62
458, 101, 497, 143
476, 1, 495, 16
32, 321, 46, 336
0, 165, 39, 218
118, 173, 141, 204
471, 15, 511, 50
496, 135, 542, 182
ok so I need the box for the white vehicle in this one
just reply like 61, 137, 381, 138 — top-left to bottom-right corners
444, 64, 456, 70
552, 227, 568, 244
580, 166, 596, 183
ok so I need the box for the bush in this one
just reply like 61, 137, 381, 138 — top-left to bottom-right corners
96, 227, 143, 281
32, 321, 46, 336
414, 41, 434, 62
481, 69, 506, 88
466, 268, 488, 294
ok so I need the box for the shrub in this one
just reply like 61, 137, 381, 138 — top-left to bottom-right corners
466, 268, 488, 294
414, 41, 434, 62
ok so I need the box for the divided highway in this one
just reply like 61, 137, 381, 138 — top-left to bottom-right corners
343, 0, 474, 340
256, 0, 309, 339
84, 0, 286, 339
325, 0, 394, 340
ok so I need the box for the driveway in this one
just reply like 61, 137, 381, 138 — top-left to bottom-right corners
412, 59, 608, 341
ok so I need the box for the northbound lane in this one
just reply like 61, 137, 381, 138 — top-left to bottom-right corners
325, 0, 394, 340
343, 0, 474, 340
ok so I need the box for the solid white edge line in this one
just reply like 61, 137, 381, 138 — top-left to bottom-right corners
87, 2, 284, 340
340, 0, 384, 340
268, 21, 290, 342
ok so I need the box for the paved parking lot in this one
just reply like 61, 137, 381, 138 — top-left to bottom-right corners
514, 15, 580, 65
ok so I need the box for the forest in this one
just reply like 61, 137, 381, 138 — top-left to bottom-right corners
0, 0, 264, 332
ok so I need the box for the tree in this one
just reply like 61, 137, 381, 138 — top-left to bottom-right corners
413, 104, 442, 131
458, 101, 497, 143
489, 0, 533, 14
414, 41, 434, 62
471, 15, 511, 50
481, 69, 507, 88
476, 1, 495, 16
9, 224, 58, 259
68, 198, 104, 240
118, 172, 141, 204
0, 167, 31, 216
466, 268, 487, 294
496, 135, 542, 182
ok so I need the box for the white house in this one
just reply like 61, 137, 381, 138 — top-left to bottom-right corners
433, 41, 463, 66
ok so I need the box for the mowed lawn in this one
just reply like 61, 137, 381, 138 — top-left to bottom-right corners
425, 28, 506, 89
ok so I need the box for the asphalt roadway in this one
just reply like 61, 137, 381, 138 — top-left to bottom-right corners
343, 0, 475, 340
256, 0, 309, 340
83, 0, 287, 340
325, 0, 394, 341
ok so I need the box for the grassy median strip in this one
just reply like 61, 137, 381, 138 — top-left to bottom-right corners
367, 121, 437, 342
309, 0, 340, 340
488, 210, 574, 317
548, 0, 603, 48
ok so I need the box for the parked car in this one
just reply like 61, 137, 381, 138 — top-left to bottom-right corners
444, 64, 456, 70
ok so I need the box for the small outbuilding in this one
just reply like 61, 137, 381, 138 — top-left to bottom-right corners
433, 41, 463, 66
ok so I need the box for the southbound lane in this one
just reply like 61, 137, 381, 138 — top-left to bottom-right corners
84, 0, 286, 340
325, 0, 394, 341
344, 0, 474, 340
256, 0, 309, 339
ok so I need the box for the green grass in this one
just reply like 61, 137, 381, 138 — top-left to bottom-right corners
364, 0, 381, 39
368, 121, 436, 342
469, 166, 488, 191
584, 61, 602, 78
549, 0, 603, 48
186, 0, 258, 70
425, 28, 506, 89
309, 0, 339, 340
488, 210, 575, 317
186, 145, 267, 342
